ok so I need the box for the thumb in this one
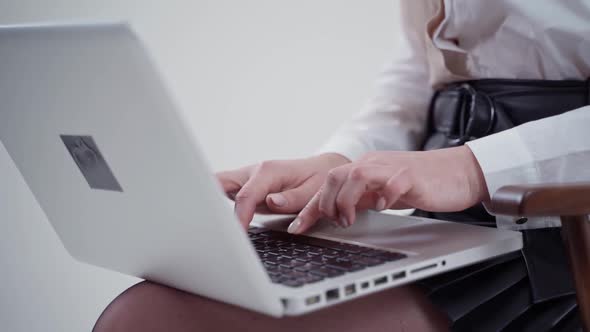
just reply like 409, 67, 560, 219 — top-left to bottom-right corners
265, 177, 321, 214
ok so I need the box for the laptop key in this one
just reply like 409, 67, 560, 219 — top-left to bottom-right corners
276, 256, 293, 264
286, 270, 308, 279
267, 271, 280, 277
271, 275, 290, 283
308, 255, 327, 264
282, 279, 304, 288
343, 247, 363, 254
325, 259, 362, 271
378, 252, 407, 262
360, 249, 384, 257
263, 255, 281, 264
248, 227, 267, 234
343, 254, 364, 260
280, 260, 306, 269
356, 257, 385, 267
309, 267, 345, 278
296, 274, 324, 284
291, 252, 308, 259
277, 265, 293, 273
307, 247, 324, 254
294, 263, 315, 272
323, 250, 341, 257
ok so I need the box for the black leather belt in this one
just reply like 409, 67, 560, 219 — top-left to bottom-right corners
423, 78, 590, 150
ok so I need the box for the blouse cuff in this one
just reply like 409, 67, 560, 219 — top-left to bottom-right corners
465, 129, 559, 229
466, 128, 539, 194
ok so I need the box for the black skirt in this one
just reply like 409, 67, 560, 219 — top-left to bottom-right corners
417, 78, 589, 332
416, 213, 582, 332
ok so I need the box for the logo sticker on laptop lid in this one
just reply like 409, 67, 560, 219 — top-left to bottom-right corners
61, 135, 123, 192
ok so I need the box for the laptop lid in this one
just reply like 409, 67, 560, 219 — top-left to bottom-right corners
0, 22, 283, 316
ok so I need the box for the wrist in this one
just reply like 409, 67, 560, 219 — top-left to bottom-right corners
461, 145, 490, 203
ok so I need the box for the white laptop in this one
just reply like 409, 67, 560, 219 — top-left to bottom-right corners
0, 22, 523, 317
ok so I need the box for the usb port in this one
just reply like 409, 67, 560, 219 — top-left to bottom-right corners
326, 289, 339, 301
361, 281, 370, 289
344, 284, 356, 296
374, 276, 388, 286
392, 271, 406, 280
305, 295, 321, 306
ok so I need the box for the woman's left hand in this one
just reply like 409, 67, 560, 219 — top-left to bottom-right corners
287, 146, 489, 234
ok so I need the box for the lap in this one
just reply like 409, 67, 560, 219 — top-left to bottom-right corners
93, 281, 450, 332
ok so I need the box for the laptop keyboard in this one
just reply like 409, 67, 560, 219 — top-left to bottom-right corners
248, 228, 407, 288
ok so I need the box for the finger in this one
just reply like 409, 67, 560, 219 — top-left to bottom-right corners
336, 165, 392, 226
265, 175, 323, 214
234, 163, 284, 228
356, 192, 413, 210
379, 169, 413, 209
288, 190, 323, 234
235, 177, 277, 227
357, 191, 380, 210
216, 168, 250, 197
318, 168, 348, 223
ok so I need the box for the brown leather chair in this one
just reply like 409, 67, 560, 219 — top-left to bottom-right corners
489, 183, 590, 331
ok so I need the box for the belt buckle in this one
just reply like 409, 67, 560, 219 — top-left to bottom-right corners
448, 83, 495, 145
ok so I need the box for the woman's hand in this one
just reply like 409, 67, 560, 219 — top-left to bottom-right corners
216, 153, 350, 229
288, 146, 489, 234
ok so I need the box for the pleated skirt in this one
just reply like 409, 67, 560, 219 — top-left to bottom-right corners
417, 210, 583, 332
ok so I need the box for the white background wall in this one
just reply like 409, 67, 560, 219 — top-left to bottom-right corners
0, 1, 399, 331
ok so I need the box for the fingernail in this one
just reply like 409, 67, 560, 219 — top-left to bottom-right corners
376, 197, 386, 211
340, 216, 349, 227
268, 193, 287, 207
288, 218, 302, 234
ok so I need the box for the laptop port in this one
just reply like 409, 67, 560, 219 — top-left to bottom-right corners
411, 263, 437, 274
374, 276, 388, 286
326, 288, 340, 301
305, 295, 321, 306
392, 271, 406, 280
344, 284, 356, 296
360, 281, 370, 290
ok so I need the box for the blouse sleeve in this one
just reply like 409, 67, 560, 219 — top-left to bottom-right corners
466, 105, 590, 230
317, 1, 433, 161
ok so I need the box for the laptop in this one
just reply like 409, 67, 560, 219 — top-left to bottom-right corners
0, 22, 523, 317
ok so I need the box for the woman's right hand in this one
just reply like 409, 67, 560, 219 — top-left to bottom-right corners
216, 153, 350, 229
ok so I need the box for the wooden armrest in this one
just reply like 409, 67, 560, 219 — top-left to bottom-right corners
490, 183, 590, 331
489, 183, 590, 217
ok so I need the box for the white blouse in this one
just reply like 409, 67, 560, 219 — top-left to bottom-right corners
319, 0, 590, 230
